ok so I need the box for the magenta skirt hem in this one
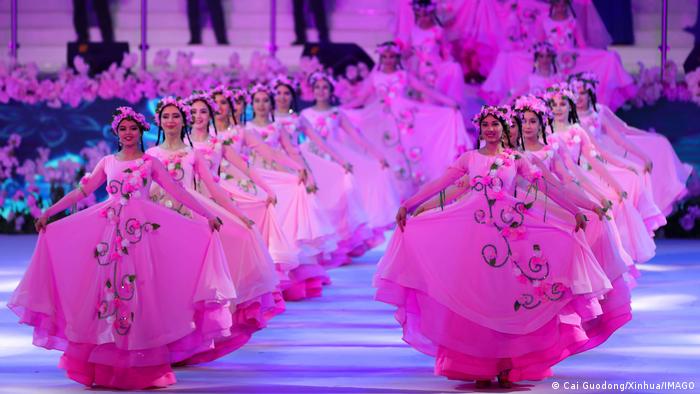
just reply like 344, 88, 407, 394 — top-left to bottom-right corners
375, 278, 605, 382
9, 301, 233, 389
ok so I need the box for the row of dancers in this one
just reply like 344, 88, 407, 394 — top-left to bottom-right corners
390, 0, 636, 113
7, 73, 411, 389
7, 66, 691, 388
375, 73, 691, 387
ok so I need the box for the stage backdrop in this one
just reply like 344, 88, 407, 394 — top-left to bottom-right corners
1, 99, 699, 235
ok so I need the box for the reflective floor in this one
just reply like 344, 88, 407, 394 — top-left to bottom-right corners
0, 235, 698, 393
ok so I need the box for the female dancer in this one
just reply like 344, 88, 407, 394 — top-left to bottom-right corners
343, 41, 470, 189
210, 85, 331, 299
512, 95, 634, 350
403, 0, 468, 110
146, 97, 284, 365
482, 0, 635, 110
186, 91, 304, 297
300, 72, 403, 232
516, 42, 563, 100
375, 105, 611, 387
395, 0, 503, 77
414, 96, 632, 350
545, 84, 658, 263
8, 107, 236, 389
243, 84, 340, 281
272, 77, 379, 261
570, 72, 693, 216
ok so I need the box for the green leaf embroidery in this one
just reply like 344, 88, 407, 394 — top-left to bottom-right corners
514, 300, 521, 311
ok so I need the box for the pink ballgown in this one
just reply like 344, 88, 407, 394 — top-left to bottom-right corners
243, 122, 336, 289
395, 0, 503, 76
407, 25, 468, 108
525, 147, 634, 349
549, 124, 657, 263
482, 15, 635, 110
579, 105, 693, 216
375, 149, 613, 382
300, 106, 403, 230
146, 146, 284, 364
553, 121, 665, 233
190, 135, 301, 288
275, 113, 380, 263
343, 70, 471, 189
8, 154, 236, 389
496, 0, 612, 50
208, 125, 331, 301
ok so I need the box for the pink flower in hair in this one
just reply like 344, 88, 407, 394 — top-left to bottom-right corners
111, 106, 150, 134
308, 71, 336, 89
155, 97, 193, 126
513, 94, 553, 123
567, 71, 599, 93
271, 75, 300, 92
472, 105, 512, 129
544, 82, 577, 103
375, 41, 402, 55
248, 83, 273, 102
186, 92, 220, 116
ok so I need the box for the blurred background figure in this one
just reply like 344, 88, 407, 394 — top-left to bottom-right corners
293, 0, 330, 45
187, 0, 229, 45
73, 0, 114, 43
684, 0, 700, 72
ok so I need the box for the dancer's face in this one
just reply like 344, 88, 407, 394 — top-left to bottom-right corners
213, 94, 231, 122
551, 2, 569, 17
521, 111, 542, 141
117, 119, 141, 150
480, 115, 504, 144
380, 52, 399, 71
575, 85, 590, 109
536, 54, 554, 73
160, 105, 184, 138
274, 85, 293, 112
191, 101, 210, 129
507, 122, 519, 147
313, 79, 332, 103
551, 95, 569, 121
213, 93, 230, 122
234, 98, 246, 118
414, 7, 435, 24
252, 92, 272, 118
345, 65, 359, 81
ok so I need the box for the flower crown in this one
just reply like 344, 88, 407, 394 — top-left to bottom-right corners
209, 84, 234, 101
376, 41, 402, 55
186, 91, 220, 114
531, 41, 557, 57
544, 82, 577, 103
472, 105, 512, 129
412, 0, 437, 12
308, 71, 336, 88
155, 96, 193, 127
248, 83, 273, 101
271, 75, 299, 91
513, 95, 553, 123
567, 72, 599, 93
111, 106, 150, 134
